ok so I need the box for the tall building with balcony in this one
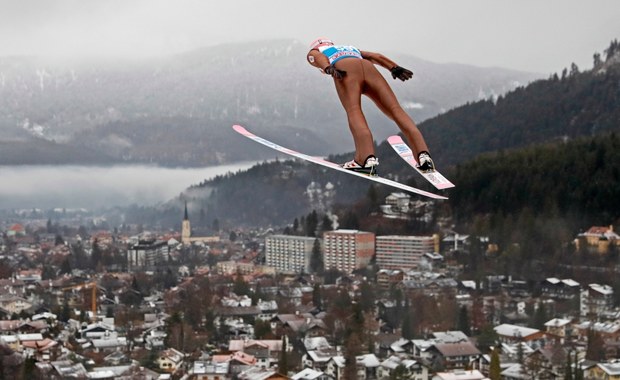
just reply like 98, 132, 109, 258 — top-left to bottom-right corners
127, 239, 169, 269
581, 283, 614, 317
323, 229, 375, 274
375, 235, 437, 270
265, 235, 318, 273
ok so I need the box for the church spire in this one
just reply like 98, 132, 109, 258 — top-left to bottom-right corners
182, 201, 191, 245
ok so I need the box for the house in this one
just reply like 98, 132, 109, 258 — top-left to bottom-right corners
237, 367, 288, 380
304, 347, 340, 372
80, 322, 115, 339
584, 361, 620, 379
271, 313, 327, 338
574, 320, 620, 341
229, 339, 285, 368
541, 278, 580, 300
355, 353, 381, 380
377, 355, 428, 380
376, 270, 404, 291
88, 363, 162, 379
157, 347, 185, 373
544, 318, 571, 342
21, 337, 59, 361
213, 351, 257, 376
291, 368, 331, 380
578, 225, 620, 253
581, 283, 614, 317
430, 341, 481, 370
522, 347, 566, 379
494, 324, 544, 347
432, 370, 488, 380
0, 295, 33, 315
45, 360, 89, 379
325, 356, 346, 380
191, 360, 230, 380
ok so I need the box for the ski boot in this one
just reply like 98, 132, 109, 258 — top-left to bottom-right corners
342, 155, 379, 176
417, 152, 435, 173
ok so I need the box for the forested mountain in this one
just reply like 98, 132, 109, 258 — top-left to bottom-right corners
421, 40, 620, 168
0, 39, 538, 166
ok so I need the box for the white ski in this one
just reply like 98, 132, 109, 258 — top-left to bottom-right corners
387, 135, 455, 190
233, 125, 448, 200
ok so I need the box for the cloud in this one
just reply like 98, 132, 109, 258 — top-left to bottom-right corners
0, 163, 255, 209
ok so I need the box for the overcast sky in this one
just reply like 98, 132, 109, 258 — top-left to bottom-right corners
0, 0, 618, 73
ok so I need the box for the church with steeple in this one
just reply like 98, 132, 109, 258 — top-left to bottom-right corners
181, 202, 220, 245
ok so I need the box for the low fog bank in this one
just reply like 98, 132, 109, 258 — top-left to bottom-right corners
0, 162, 256, 210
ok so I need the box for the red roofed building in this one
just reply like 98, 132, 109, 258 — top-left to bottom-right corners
7, 224, 25, 237
579, 225, 619, 254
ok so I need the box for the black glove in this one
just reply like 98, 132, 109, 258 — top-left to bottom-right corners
324, 65, 346, 79
391, 66, 413, 81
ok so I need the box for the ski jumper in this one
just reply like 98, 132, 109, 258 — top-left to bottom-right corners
308, 43, 430, 165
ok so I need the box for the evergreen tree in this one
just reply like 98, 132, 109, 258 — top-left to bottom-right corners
586, 329, 606, 361
309, 238, 324, 274
233, 271, 251, 296
401, 307, 414, 340
457, 305, 471, 336
532, 302, 548, 330
389, 364, 408, 380
278, 335, 288, 374
564, 352, 573, 380
477, 324, 499, 352
90, 239, 102, 269
320, 214, 333, 234
312, 284, 322, 310
489, 347, 501, 380
305, 210, 318, 237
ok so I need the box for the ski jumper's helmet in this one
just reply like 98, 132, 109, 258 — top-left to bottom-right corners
309, 37, 334, 50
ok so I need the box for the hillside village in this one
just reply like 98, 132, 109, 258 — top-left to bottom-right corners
1, 197, 620, 380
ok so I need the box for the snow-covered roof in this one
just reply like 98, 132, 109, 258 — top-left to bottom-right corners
356, 353, 380, 367
292, 368, 325, 380
544, 318, 571, 327
598, 362, 620, 376
589, 283, 614, 295
494, 324, 540, 338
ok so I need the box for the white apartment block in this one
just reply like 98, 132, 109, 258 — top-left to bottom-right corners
265, 235, 317, 273
376, 235, 436, 271
323, 229, 375, 274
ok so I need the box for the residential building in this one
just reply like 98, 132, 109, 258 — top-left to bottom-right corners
433, 370, 488, 380
157, 348, 185, 373
375, 235, 437, 271
376, 270, 404, 290
378, 355, 428, 380
544, 318, 571, 342
581, 283, 614, 317
430, 342, 481, 370
127, 239, 169, 269
584, 361, 620, 379
578, 225, 620, 254
494, 324, 544, 347
541, 278, 580, 300
323, 229, 375, 274
265, 235, 317, 273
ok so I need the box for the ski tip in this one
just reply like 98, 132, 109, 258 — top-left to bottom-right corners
232, 125, 247, 133
387, 135, 404, 144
